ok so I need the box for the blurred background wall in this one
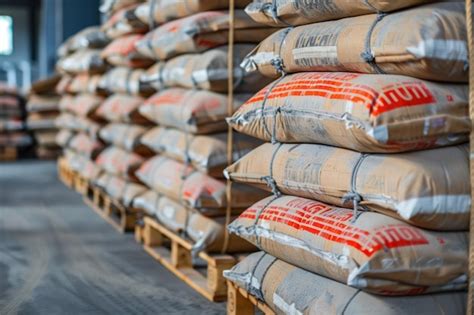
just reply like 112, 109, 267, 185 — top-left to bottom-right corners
0, 0, 101, 91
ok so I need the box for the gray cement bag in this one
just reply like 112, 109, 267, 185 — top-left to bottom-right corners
27, 94, 61, 113
142, 45, 273, 93
133, 190, 254, 253
56, 129, 75, 148
26, 112, 58, 131
243, 2, 468, 82
136, 10, 273, 61
54, 113, 102, 137
99, 123, 151, 155
135, 155, 268, 209
65, 151, 103, 181
229, 72, 469, 152
95, 94, 149, 124
99, 67, 155, 96
57, 26, 110, 58
225, 143, 470, 230
96, 146, 145, 182
57, 49, 107, 75
101, 5, 148, 39
140, 127, 260, 177
134, 0, 251, 26
96, 173, 147, 206
245, 0, 437, 27
139, 88, 251, 134
229, 196, 468, 294
225, 252, 467, 314
68, 133, 105, 159
59, 94, 104, 119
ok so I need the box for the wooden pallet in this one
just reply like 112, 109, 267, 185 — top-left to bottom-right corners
138, 216, 239, 302
83, 185, 141, 234
57, 157, 75, 189
0, 146, 18, 161
227, 281, 275, 315
74, 173, 89, 195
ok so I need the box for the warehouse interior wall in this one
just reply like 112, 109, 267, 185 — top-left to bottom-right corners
0, 0, 100, 90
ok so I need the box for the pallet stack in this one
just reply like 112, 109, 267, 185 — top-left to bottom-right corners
26, 75, 63, 159
118, 0, 276, 301
224, 1, 470, 314
84, 0, 155, 232
54, 26, 110, 189
0, 84, 31, 161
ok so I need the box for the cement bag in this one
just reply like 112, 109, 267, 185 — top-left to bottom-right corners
99, 67, 155, 96
133, 190, 254, 253
101, 34, 153, 68
68, 133, 104, 159
100, 0, 145, 15
27, 94, 60, 113
229, 196, 468, 294
136, 156, 268, 209
142, 45, 272, 93
136, 11, 274, 61
55, 113, 102, 137
225, 143, 470, 231
68, 74, 103, 94
96, 146, 144, 181
134, 0, 251, 26
57, 26, 110, 58
225, 252, 467, 314
59, 94, 104, 119
57, 49, 107, 74
245, 0, 437, 27
101, 5, 148, 39
0, 119, 24, 132
56, 129, 75, 148
56, 76, 74, 95
0, 132, 31, 147
139, 89, 251, 134
140, 126, 261, 177
26, 112, 58, 131
95, 94, 149, 124
230, 72, 469, 153
34, 131, 59, 148
97, 173, 147, 206
99, 123, 152, 155
0, 94, 22, 118
243, 2, 468, 82
65, 152, 103, 181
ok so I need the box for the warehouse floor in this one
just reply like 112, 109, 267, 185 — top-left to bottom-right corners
0, 161, 225, 315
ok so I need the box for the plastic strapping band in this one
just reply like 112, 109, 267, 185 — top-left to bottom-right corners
148, 0, 157, 30
361, 13, 387, 74
342, 154, 368, 223
341, 289, 362, 315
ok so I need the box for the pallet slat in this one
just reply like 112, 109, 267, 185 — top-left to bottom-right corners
0, 146, 18, 161
227, 281, 275, 315
139, 216, 239, 302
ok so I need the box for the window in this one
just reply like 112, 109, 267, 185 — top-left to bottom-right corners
0, 16, 13, 55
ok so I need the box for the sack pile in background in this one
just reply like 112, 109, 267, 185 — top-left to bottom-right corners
26, 75, 63, 159
224, 1, 469, 313
0, 84, 31, 156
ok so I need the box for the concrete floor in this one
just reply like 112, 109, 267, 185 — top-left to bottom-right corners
0, 161, 226, 315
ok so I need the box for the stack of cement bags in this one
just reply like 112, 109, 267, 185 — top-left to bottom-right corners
26, 75, 63, 159
54, 26, 110, 182
123, 0, 275, 254
91, 0, 154, 208
0, 84, 31, 156
224, 1, 469, 314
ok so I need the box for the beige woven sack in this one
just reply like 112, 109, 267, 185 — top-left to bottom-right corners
225, 252, 467, 314
54, 113, 102, 137
136, 156, 268, 209
133, 190, 254, 253
245, 0, 437, 26
136, 10, 273, 61
95, 146, 144, 181
229, 72, 469, 152
59, 94, 104, 119
56, 129, 75, 148
229, 196, 468, 294
27, 94, 60, 113
140, 127, 260, 177
68, 74, 103, 94
99, 123, 152, 155
139, 88, 250, 134
99, 67, 154, 96
68, 133, 104, 159
243, 2, 468, 82
95, 94, 149, 124
225, 143, 470, 230
101, 5, 148, 39
95, 173, 147, 207
101, 34, 153, 68
57, 49, 107, 74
